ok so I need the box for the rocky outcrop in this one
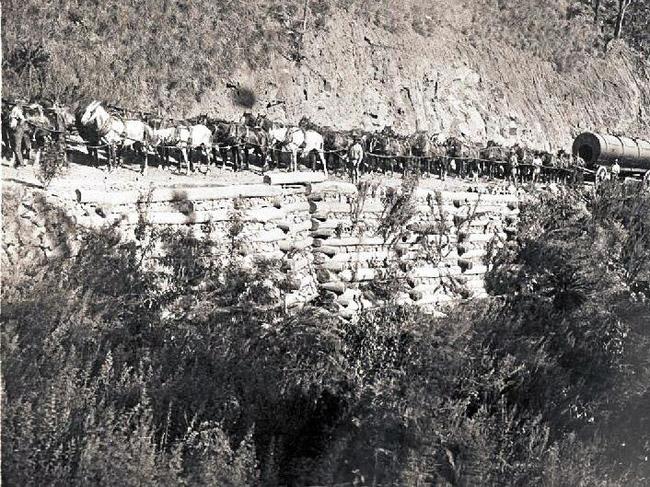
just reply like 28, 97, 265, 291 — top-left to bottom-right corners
195, 14, 650, 152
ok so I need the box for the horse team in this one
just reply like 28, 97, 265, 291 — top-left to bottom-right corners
2, 98, 587, 186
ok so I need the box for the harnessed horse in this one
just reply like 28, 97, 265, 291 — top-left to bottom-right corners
256, 115, 328, 175
367, 131, 411, 175
224, 122, 268, 172
7, 103, 67, 168
171, 124, 214, 174
79, 101, 153, 173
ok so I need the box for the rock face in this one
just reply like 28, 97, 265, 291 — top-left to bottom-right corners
194, 13, 650, 152
3, 177, 522, 316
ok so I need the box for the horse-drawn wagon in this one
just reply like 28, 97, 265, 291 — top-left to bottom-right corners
572, 132, 650, 187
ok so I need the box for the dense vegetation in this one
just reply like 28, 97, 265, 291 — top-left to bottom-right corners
2, 0, 648, 113
2, 182, 649, 485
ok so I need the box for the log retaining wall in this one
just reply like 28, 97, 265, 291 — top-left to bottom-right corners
2, 176, 521, 315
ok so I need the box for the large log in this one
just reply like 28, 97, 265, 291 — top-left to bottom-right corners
350, 268, 380, 282
461, 264, 489, 275
457, 247, 487, 259
321, 281, 347, 294
413, 294, 454, 306
336, 289, 361, 306
409, 265, 462, 279
307, 181, 358, 196
318, 260, 348, 272
329, 250, 390, 263
285, 293, 308, 308
313, 236, 387, 247
277, 201, 311, 213
310, 218, 356, 230
312, 245, 340, 257
75, 184, 283, 205
431, 191, 520, 206
282, 253, 313, 272
278, 237, 314, 251
309, 200, 385, 216
243, 228, 286, 243
263, 171, 327, 186
277, 219, 312, 233
458, 232, 506, 243
409, 284, 443, 300
311, 228, 337, 239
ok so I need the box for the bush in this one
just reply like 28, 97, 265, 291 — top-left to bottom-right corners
3, 185, 650, 485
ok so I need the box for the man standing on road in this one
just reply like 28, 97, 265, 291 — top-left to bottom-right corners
611, 159, 621, 180
348, 137, 364, 184
532, 152, 543, 187
574, 154, 585, 186
508, 150, 519, 186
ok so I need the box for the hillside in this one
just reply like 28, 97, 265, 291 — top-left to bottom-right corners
2, 0, 650, 151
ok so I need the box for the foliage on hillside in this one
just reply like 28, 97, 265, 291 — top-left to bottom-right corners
2, 182, 650, 485
2, 0, 648, 114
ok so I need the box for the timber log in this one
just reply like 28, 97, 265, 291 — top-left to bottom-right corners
572, 132, 650, 171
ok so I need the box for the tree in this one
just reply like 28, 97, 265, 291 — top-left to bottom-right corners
614, 0, 634, 38
593, 0, 601, 25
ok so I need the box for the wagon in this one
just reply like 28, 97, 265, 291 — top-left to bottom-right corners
572, 132, 650, 187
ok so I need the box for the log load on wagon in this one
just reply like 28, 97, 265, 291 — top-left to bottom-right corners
572, 132, 650, 186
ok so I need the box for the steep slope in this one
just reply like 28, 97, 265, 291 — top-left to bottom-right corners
3, 0, 649, 150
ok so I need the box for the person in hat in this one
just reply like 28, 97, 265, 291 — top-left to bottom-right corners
508, 149, 519, 186
532, 151, 543, 187
348, 136, 364, 184
610, 159, 621, 179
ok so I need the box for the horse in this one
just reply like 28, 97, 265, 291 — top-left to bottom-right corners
204, 118, 237, 171
479, 142, 509, 179
323, 127, 353, 174
514, 145, 535, 182
446, 137, 481, 179
409, 131, 446, 176
255, 115, 288, 169
169, 124, 214, 174
367, 130, 411, 175
257, 115, 328, 175
6, 102, 67, 168
149, 125, 180, 170
224, 122, 269, 172
240, 112, 258, 127
348, 138, 365, 184
79, 101, 153, 173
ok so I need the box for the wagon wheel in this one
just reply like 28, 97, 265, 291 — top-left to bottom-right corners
643, 170, 650, 191
595, 166, 608, 187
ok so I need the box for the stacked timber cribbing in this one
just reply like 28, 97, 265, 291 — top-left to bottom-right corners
3, 173, 521, 316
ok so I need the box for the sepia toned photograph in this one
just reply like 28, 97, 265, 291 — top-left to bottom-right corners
1, 0, 649, 485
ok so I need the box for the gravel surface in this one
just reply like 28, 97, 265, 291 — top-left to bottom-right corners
2, 143, 514, 200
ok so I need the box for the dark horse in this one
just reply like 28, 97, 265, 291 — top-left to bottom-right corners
409, 131, 446, 176
446, 136, 481, 179
367, 128, 411, 175
224, 122, 269, 172
479, 141, 510, 179
6, 102, 68, 168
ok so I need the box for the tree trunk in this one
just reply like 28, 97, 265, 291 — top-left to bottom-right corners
614, 0, 632, 39
593, 0, 601, 25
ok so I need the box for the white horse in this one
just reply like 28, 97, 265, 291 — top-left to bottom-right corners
80, 101, 153, 173
172, 124, 214, 174
285, 127, 328, 176
150, 127, 178, 170
258, 117, 327, 176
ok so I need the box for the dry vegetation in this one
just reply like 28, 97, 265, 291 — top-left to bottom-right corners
2, 0, 648, 113
2, 184, 650, 485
